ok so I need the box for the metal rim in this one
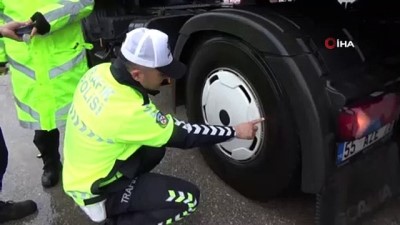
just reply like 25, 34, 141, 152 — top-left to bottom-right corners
201, 68, 265, 162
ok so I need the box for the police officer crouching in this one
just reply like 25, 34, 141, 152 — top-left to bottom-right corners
62, 28, 264, 225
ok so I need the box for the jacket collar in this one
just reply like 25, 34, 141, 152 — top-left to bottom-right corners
110, 57, 160, 105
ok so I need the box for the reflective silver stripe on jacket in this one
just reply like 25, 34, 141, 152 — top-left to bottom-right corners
7, 56, 36, 80
69, 105, 114, 144
19, 121, 41, 130
56, 120, 67, 128
0, 13, 13, 23
14, 96, 41, 129
55, 103, 72, 119
8, 50, 85, 80
14, 96, 40, 120
49, 50, 86, 79
55, 103, 72, 128
15, 98, 71, 129
44, 0, 94, 24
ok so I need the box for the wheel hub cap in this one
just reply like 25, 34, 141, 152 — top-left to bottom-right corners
201, 69, 264, 161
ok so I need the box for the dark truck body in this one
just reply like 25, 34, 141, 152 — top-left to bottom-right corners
83, 0, 400, 224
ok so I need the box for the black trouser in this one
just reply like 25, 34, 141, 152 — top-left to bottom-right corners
33, 129, 60, 169
0, 127, 8, 192
105, 147, 200, 225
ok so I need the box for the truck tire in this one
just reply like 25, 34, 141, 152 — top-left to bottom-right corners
185, 35, 301, 201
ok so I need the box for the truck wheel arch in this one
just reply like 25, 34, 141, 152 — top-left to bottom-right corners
174, 9, 334, 194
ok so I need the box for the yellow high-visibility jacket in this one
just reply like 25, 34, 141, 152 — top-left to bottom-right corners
0, 0, 94, 130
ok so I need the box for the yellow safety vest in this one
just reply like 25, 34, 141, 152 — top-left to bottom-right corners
0, 0, 94, 130
63, 63, 174, 206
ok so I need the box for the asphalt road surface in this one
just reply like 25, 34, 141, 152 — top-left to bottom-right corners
1, 75, 400, 225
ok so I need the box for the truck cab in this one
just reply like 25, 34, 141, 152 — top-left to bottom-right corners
83, 1, 400, 224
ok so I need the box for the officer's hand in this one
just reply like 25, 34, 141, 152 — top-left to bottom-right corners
0, 21, 29, 41
234, 118, 264, 140
30, 27, 37, 37
29, 19, 38, 37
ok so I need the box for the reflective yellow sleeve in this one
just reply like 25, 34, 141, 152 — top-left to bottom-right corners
36, 0, 94, 33
115, 102, 175, 147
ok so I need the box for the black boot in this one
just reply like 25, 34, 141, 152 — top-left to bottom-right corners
41, 161, 62, 188
0, 127, 9, 192
33, 129, 62, 188
0, 200, 37, 223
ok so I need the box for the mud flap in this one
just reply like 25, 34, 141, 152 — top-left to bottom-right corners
316, 142, 400, 225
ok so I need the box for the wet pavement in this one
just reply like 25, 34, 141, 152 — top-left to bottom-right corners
1, 75, 400, 225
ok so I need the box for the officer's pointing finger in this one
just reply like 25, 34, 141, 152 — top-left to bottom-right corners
251, 117, 265, 125
30, 27, 37, 37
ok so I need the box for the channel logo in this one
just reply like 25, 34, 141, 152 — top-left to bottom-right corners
325, 37, 355, 50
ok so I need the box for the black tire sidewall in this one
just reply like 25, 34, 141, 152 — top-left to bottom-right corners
186, 36, 300, 200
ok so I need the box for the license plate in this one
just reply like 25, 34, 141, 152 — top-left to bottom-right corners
336, 121, 396, 165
